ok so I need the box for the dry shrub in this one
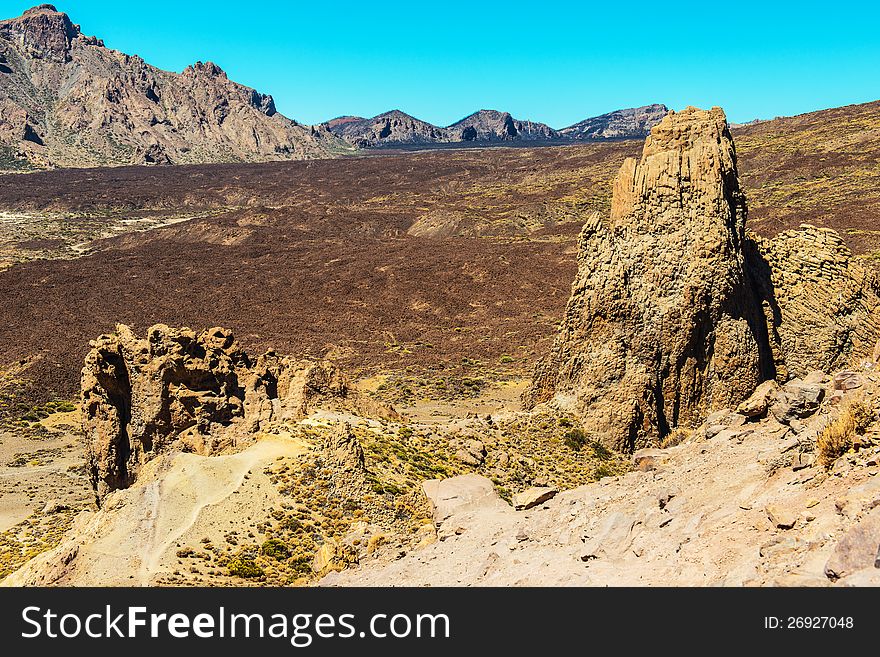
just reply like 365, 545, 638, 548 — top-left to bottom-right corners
660, 427, 692, 449
817, 399, 873, 468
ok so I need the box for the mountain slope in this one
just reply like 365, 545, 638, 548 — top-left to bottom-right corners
559, 103, 669, 140
322, 110, 452, 148
448, 110, 558, 142
0, 5, 349, 169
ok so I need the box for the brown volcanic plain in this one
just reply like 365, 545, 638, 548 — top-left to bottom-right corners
1, 100, 880, 411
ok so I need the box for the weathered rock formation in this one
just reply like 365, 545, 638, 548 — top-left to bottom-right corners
323, 105, 663, 148
0, 5, 347, 168
81, 324, 383, 501
526, 106, 880, 450
324, 110, 451, 149
526, 107, 775, 450
753, 226, 880, 379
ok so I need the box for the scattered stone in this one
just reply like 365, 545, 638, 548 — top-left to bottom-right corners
737, 380, 779, 418
791, 452, 814, 471
452, 438, 486, 466
833, 371, 862, 391
512, 487, 558, 511
40, 500, 68, 514
833, 478, 880, 518
657, 487, 680, 510
765, 504, 798, 529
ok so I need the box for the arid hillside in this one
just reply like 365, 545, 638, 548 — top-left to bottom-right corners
0, 100, 879, 414
0, 5, 348, 168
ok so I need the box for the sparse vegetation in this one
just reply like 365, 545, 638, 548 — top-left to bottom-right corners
261, 539, 290, 560
660, 427, 692, 449
563, 428, 588, 451
227, 553, 265, 579
817, 399, 874, 468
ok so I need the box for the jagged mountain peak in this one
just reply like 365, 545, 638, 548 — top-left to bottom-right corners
0, 5, 347, 168
0, 4, 102, 63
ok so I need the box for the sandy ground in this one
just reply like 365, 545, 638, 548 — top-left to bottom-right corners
0, 411, 92, 532
3, 433, 306, 586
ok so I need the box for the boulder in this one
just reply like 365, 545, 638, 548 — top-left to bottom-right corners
422, 474, 501, 526
824, 508, 880, 580
451, 438, 487, 466
512, 486, 558, 510
765, 504, 798, 529
833, 371, 863, 391
736, 380, 780, 418
322, 422, 365, 473
632, 448, 668, 472
769, 382, 824, 424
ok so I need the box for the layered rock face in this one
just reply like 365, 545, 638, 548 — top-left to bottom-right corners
0, 5, 346, 168
81, 324, 367, 501
526, 107, 774, 449
527, 106, 880, 450
754, 226, 880, 379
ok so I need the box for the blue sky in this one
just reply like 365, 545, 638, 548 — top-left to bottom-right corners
3, 1, 879, 126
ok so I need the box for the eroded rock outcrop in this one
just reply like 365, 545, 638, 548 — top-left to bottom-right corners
525, 106, 880, 450
81, 324, 378, 501
525, 107, 774, 450
753, 225, 880, 379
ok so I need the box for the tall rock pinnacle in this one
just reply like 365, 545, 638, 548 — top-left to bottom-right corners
525, 107, 775, 450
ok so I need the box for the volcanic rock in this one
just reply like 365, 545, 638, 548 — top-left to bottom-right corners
525, 106, 880, 450
0, 5, 346, 168
448, 110, 558, 142
525, 107, 774, 449
512, 486, 558, 510
752, 226, 880, 379
81, 324, 363, 501
558, 104, 668, 140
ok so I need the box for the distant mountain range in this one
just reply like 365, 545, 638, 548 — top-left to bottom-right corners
0, 5, 668, 169
320, 105, 669, 149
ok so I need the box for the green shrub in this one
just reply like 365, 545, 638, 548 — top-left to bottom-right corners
563, 428, 588, 451
227, 556, 264, 578
589, 440, 612, 461
261, 539, 290, 560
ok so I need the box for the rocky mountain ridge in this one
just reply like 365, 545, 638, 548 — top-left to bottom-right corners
0, 5, 349, 168
321, 104, 668, 149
